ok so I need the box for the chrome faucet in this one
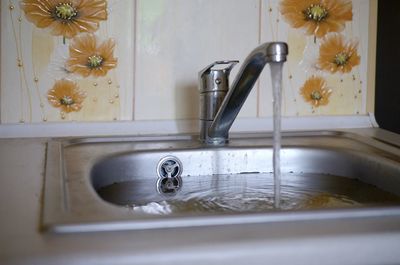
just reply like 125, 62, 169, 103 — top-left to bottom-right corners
198, 42, 288, 145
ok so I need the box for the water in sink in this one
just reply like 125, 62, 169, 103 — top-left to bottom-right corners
96, 173, 400, 215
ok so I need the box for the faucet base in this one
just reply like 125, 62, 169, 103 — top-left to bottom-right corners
204, 137, 229, 146
200, 120, 229, 145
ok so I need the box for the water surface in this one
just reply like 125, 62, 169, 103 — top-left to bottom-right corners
97, 173, 400, 215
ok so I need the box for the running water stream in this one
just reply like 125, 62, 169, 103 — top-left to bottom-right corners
270, 62, 283, 209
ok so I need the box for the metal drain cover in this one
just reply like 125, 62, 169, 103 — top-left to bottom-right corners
156, 156, 183, 195
157, 156, 183, 179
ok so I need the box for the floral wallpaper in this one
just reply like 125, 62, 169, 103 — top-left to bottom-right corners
1, 0, 133, 122
280, 0, 361, 109
0, 0, 372, 124
21, 1, 108, 39
280, 0, 353, 39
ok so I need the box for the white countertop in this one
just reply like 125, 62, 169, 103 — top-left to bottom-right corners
1, 136, 400, 265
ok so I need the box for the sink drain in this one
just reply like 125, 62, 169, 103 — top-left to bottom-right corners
156, 156, 183, 195
157, 156, 183, 179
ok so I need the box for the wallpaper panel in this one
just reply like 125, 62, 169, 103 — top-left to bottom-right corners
0, 0, 372, 124
1, 0, 134, 123
258, 0, 369, 117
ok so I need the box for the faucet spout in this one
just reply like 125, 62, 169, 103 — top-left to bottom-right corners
206, 42, 288, 144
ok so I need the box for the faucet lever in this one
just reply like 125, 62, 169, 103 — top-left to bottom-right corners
198, 60, 239, 142
198, 60, 239, 80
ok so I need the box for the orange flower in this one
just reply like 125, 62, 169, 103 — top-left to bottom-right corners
300, 76, 332, 107
318, 33, 360, 74
47, 79, 86, 113
66, 33, 117, 77
21, 0, 107, 38
280, 0, 352, 38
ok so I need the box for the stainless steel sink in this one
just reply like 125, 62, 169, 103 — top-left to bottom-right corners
42, 130, 400, 233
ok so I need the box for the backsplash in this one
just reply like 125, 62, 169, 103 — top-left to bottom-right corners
1, 0, 373, 124
1, 0, 134, 123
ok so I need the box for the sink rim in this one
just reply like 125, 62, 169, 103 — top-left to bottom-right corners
42, 129, 400, 233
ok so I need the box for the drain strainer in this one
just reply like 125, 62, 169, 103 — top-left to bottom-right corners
157, 156, 183, 179
156, 156, 183, 195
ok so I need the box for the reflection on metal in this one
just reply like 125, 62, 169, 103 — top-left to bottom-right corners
157, 176, 182, 196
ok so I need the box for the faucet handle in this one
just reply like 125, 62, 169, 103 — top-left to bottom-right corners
199, 60, 239, 78
198, 60, 239, 93
198, 60, 239, 142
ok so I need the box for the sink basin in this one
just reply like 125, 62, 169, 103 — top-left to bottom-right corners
42, 130, 400, 233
